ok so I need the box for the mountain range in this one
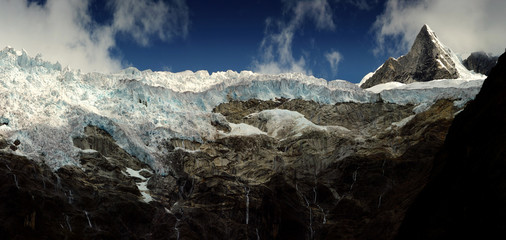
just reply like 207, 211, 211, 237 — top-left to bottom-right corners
0, 25, 504, 239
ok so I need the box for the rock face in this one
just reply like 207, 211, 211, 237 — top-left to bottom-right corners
0, 127, 175, 240
360, 25, 459, 89
142, 98, 460, 240
396, 52, 506, 239
1, 95, 465, 239
463, 51, 498, 75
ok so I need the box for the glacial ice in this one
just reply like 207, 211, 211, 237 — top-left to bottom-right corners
0, 46, 485, 171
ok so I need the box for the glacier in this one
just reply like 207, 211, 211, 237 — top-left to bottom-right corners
0, 46, 486, 171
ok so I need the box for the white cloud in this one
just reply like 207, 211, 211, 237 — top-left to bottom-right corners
253, 0, 335, 75
0, 0, 189, 73
325, 50, 342, 75
374, 0, 506, 57
112, 0, 189, 46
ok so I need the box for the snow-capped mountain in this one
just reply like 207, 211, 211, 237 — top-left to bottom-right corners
359, 25, 484, 89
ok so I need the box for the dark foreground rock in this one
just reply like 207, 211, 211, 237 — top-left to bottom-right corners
397, 52, 506, 239
0, 151, 177, 240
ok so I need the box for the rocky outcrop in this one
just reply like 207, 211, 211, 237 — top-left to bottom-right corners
396, 51, 506, 239
360, 25, 459, 89
463, 51, 498, 75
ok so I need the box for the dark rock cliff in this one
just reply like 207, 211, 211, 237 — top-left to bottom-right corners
463, 51, 498, 75
396, 51, 506, 239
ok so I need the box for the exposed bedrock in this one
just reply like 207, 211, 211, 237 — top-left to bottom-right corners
0, 95, 463, 239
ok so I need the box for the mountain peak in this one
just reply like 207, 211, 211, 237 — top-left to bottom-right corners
360, 24, 464, 89
421, 24, 432, 33
419, 24, 438, 40
408, 24, 443, 57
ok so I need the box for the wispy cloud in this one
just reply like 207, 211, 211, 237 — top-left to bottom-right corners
0, 0, 189, 73
112, 0, 189, 46
252, 0, 336, 75
325, 50, 342, 75
373, 0, 506, 57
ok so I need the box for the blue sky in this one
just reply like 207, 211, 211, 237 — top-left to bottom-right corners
114, 0, 388, 82
2, 0, 505, 83
96, 0, 388, 82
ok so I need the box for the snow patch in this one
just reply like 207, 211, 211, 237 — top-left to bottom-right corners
435, 59, 447, 70
173, 147, 202, 153
358, 61, 387, 88
391, 115, 415, 128
80, 149, 98, 154
365, 82, 405, 93
220, 123, 267, 137
358, 72, 374, 87
367, 78, 484, 94
0, 125, 12, 133
124, 167, 153, 203
453, 109, 464, 117
251, 109, 349, 139
363, 78, 484, 106
125, 167, 147, 180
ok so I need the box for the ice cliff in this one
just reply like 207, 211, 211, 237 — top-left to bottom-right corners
0, 46, 484, 171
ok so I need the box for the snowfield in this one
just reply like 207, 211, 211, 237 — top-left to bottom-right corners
366, 78, 484, 107
246, 109, 350, 140
0, 46, 486, 171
